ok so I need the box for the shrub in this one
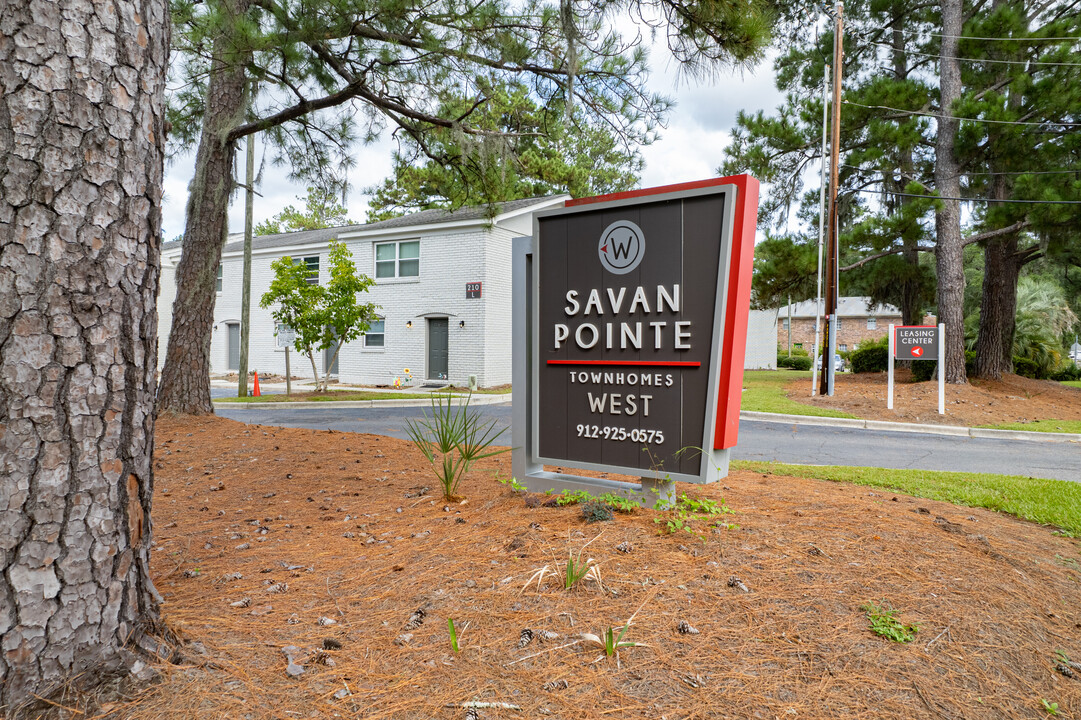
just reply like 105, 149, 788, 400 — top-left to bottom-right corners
581, 500, 613, 523
850, 345, 889, 373
911, 351, 976, 382
1012, 356, 1040, 379
1050, 364, 1081, 381
777, 354, 812, 371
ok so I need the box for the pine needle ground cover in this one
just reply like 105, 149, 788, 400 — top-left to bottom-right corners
129, 416, 1081, 719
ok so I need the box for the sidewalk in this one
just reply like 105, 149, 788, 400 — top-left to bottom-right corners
211, 378, 511, 408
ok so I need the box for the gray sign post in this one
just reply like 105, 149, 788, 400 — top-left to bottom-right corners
513, 179, 758, 506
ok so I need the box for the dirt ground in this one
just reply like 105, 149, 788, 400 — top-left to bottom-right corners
86, 414, 1081, 719
784, 370, 1081, 426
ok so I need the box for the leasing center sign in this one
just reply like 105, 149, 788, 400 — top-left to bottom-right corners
531, 177, 758, 483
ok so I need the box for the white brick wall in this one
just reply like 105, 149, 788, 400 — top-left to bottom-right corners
744, 309, 778, 369
156, 208, 556, 387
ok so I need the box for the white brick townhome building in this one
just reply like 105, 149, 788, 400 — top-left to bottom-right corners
158, 196, 568, 387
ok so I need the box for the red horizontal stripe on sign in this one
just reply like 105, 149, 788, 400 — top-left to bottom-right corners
547, 360, 701, 367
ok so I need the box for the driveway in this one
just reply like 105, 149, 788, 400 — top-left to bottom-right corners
215, 404, 1081, 482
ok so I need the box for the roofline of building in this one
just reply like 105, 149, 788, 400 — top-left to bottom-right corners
336, 195, 568, 241
161, 196, 569, 260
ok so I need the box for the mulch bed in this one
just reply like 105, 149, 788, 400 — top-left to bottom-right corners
99, 415, 1081, 719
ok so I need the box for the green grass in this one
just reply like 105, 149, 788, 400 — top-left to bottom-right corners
740, 370, 856, 418
732, 460, 1081, 535
1061, 380, 1081, 389
977, 419, 1081, 434
214, 391, 459, 403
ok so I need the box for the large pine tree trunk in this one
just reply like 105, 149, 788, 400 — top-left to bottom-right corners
973, 1, 1026, 382
0, 0, 168, 710
933, 0, 968, 384
157, 0, 251, 414
974, 226, 1021, 379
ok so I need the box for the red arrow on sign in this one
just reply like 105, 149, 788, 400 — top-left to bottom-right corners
912, 346, 924, 357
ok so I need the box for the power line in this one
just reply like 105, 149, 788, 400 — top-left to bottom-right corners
843, 100, 1081, 127
859, 38, 1081, 67
843, 163, 1081, 178
865, 25, 1081, 43
856, 188, 1081, 204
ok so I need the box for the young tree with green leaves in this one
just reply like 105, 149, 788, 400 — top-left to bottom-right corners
157, 0, 774, 414
260, 241, 377, 391
255, 186, 357, 235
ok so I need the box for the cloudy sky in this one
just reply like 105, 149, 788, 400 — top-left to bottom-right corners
160, 39, 785, 241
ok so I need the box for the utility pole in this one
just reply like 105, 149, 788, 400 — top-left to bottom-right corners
237, 133, 255, 397
812, 62, 829, 396
819, 0, 843, 397
787, 295, 792, 356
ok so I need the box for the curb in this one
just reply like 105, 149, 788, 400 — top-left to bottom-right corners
738, 411, 1081, 444
213, 395, 1078, 443
214, 393, 512, 410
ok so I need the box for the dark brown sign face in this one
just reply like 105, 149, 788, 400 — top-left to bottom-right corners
895, 326, 939, 359
466, 282, 482, 299
534, 193, 729, 477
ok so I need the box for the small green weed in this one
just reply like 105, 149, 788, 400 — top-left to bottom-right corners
553, 489, 643, 513
447, 618, 461, 653
522, 532, 604, 593
497, 476, 526, 493
861, 600, 918, 643
1041, 698, 1059, 716
654, 492, 737, 539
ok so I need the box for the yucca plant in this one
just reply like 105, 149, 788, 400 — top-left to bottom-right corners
405, 394, 508, 500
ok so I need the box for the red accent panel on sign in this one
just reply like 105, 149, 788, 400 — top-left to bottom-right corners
547, 360, 702, 367
714, 174, 759, 450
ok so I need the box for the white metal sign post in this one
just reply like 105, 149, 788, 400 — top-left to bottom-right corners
888, 324, 945, 414
887, 324, 895, 410
276, 325, 296, 395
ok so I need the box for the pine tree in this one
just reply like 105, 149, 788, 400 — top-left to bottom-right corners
157, 0, 774, 414
1, 0, 170, 708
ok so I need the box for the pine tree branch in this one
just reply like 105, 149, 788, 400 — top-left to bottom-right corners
960, 220, 1032, 247
839, 220, 1031, 272
841, 245, 936, 272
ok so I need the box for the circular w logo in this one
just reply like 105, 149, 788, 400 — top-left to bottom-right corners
598, 220, 645, 275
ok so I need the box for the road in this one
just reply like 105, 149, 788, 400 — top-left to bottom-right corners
215, 404, 1081, 482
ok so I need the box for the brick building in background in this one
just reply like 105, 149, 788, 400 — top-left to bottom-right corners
776, 297, 903, 354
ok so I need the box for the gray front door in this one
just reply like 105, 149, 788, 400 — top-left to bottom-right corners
227, 323, 240, 370
324, 334, 340, 376
428, 318, 448, 379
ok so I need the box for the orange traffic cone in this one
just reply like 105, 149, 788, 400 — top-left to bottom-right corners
253, 370, 261, 397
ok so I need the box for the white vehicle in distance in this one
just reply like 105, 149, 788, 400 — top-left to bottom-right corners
815, 354, 846, 372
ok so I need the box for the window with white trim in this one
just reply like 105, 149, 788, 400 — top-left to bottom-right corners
365, 317, 385, 348
216, 265, 222, 293
375, 240, 420, 279
303, 256, 319, 285
782, 318, 790, 330
867, 317, 877, 330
